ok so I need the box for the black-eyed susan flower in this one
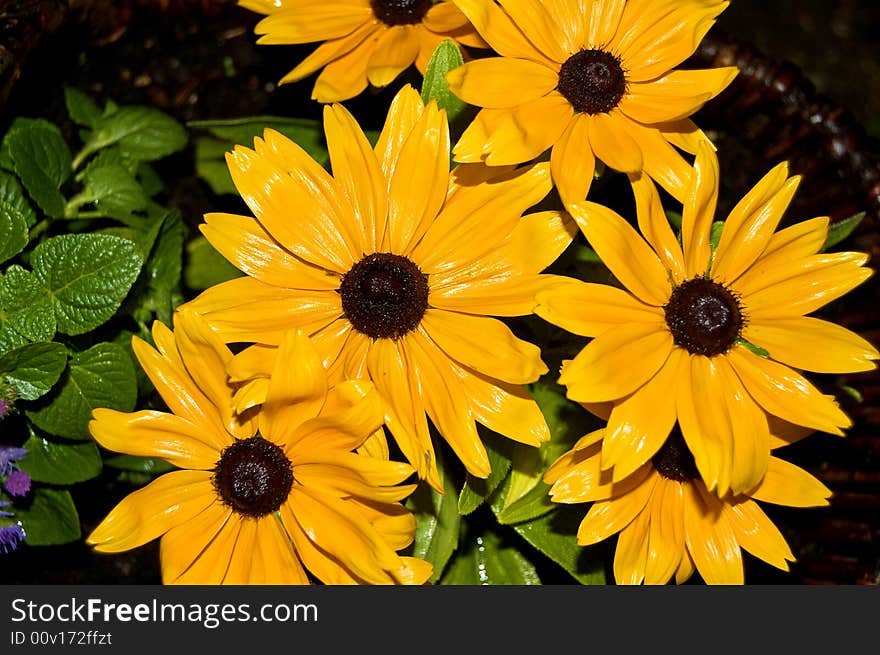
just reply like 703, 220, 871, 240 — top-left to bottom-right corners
445, 0, 738, 205
87, 311, 432, 585
182, 85, 575, 491
544, 428, 832, 584
535, 143, 878, 497
239, 0, 487, 102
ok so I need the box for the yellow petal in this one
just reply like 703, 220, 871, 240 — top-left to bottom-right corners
324, 102, 388, 253
260, 329, 329, 447
408, 330, 490, 478
586, 0, 626, 48
727, 346, 851, 436
587, 110, 643, 174
560, 322, 673, 403
386, 100, 450, 254
613, 501, 650, 584
644, 478, 685, 585
682, 483, 743, 585
90, 409, 223, 470
421, 308, 547, 385
550, 113, 595, 207
452, 0, 555, 65
279, 20, 376, 85
631, 172, 685, 282
220, 517, 258, 584
375, 84, 425, 184
723, 500, 793, 572
429, 274, 547, 317
568, 200, 671, 306
681, 141, 718, 277
745, 316, 879, 374
542, 0, 587, 52
535, 277, 664, 337
452, 107, 505, 163
712, 173, 801, 286
446, 57, 559, 108
483, 93, 573, 166
751, 455, 832, 508
620, 67, 738, 124
496, 0, 570, 62
413, 162, 552, 273
250, 515, 310, 584
172, 513, 243, 585
603, 348, 686, 479
366, 25, 419, 87
200, 213, 338, 290
184, 277, 342, 344
159, 501, 231, 584
577, 473, 657, 545
254, 4, 372, 44
423, 1, 472, 32
87, 470, 215, 553
622, 121, 695, 203
311, 35, 373, 102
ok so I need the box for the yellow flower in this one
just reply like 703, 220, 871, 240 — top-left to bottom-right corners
181, 85, 574, 491
239, 0, 487, 102
535, 143, 878, 498
544, 428, 833, 585
445, 0, 738, 205
87, 311, 431, 585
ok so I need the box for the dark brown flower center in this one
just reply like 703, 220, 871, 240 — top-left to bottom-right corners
340, 252, 429, 340
664, 277, 744, 356
652, 430, 698, 482
557, 49, 627, 115
370, 0, 432, 25
214, 436, 293, 518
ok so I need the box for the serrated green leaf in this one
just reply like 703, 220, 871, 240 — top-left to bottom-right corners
420, 39, 467, 124
496, 480, 555, 525
0, 200, 29, 264
103, 454, 175, 475
4, 120, 72, 218
0, 265, 56, 342
510, 504, 606, 585
78, 106, 187, 167
184, 234, 242, 291
823, 212, 865, 250
0, 170, 37, 227
406, 452, 461, 583
0, 342, 67, 400
458, 430, 512, 515
79, 164, 149, 223
13, 487, 81, 546
27, 342, 138, 440
440, 528, 541, 585
64, 87, 103, 128
188, 116, 329, 168
19, 431, 102, 484
30, 234, 143, 335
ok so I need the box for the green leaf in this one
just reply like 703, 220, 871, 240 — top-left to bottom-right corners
79, 164, 149, 223
0, 342, 67, 400
184, 235, 242, 291
194, 137, 237, 195
502, 442, 547, 510
19, 431, 102, 484
188, 116, 329, 167
736, 338, 770, 358
420, 39, 467, 124
510, 504, 606, 585
30, 233, 143, 335
79, 106, 187, 167
823, 212, 865, 250
0, 265, 56, 342
458, 430, 512, 516
0, 200, 29, 264
27, 342, 138, 440
709, 220, 725, 252
440, 528, 541, 585
497, 480, 555, 526
13, 488, 81, 546
0, 170, 37, 227
530, 378, 603, 455
406, 453, 461, 583
64, 87, 102, 128
136, 210, 186, 325
4, 120, 72, 218
103, 454, 175, 475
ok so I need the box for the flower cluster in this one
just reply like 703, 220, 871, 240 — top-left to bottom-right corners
87, 0, 877, 585
0, 445, 30, 554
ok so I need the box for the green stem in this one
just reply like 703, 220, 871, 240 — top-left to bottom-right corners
28, 218, 50, 241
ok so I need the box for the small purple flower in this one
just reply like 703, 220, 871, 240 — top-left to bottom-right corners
4, 470, 31, 497
0, 523, 25, 554
0, 500, 12, 519
0, 446, 27, 477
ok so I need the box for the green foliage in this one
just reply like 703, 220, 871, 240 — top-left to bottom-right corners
13, 488, 81, 546
458, 430, 512, 515
20, 431, 103, 485
0, 342, 68, 400
421, 39, 468, 124
440, 527, 541, 585
2, 119, 72, 218
184, 235, 243, 290
823, 212, 865, 250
